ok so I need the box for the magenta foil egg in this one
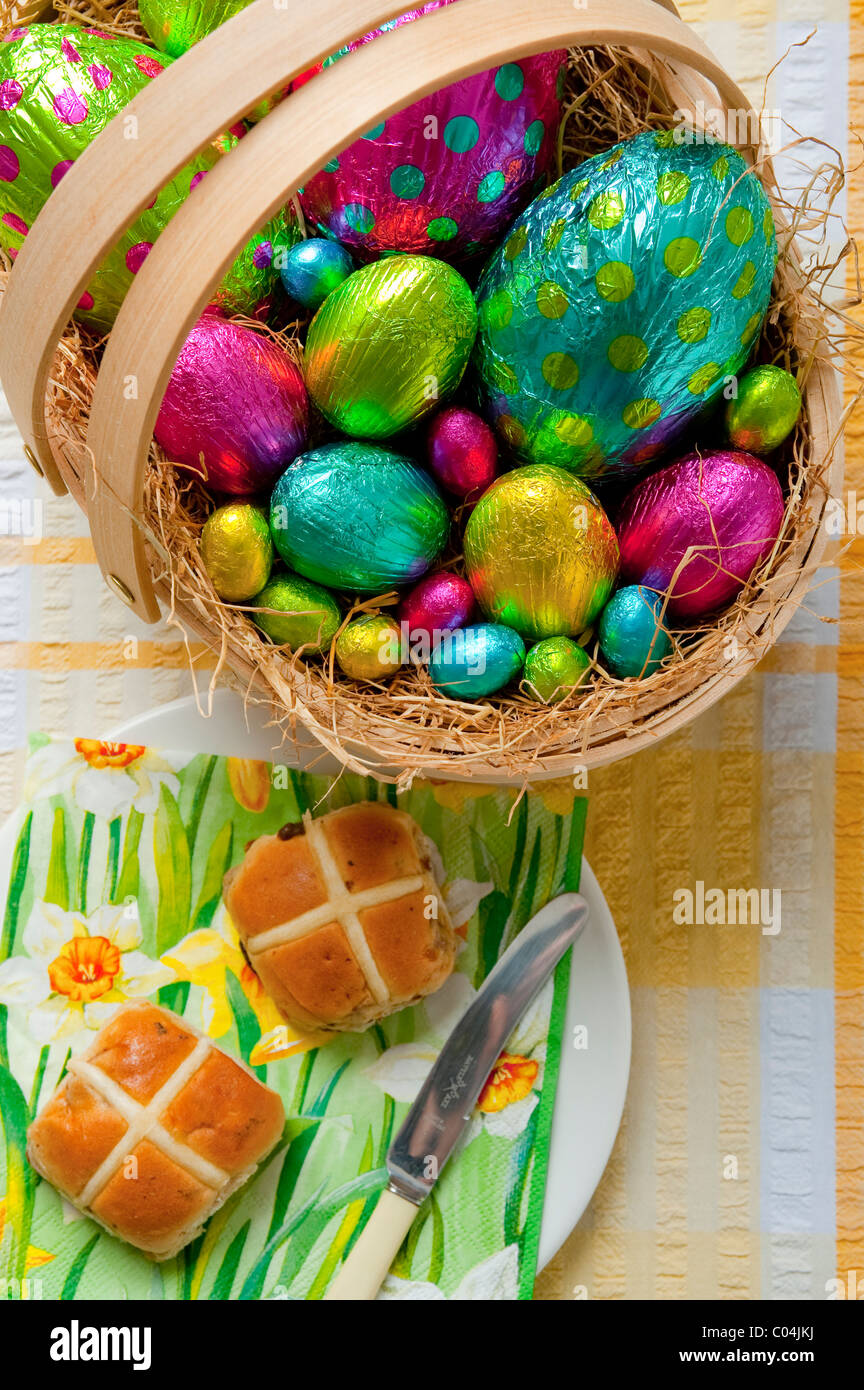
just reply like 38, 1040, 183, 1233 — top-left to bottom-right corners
428, 407, 498, 498
616, 449, 784, 621
296, 2, 566, 262
155, 313, 308, 495
399, 571, 475, 648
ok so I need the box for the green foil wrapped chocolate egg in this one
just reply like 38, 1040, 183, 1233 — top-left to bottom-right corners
725, 364, 801, 454
464, 464, 619, 639
0, 23, 292, 328
304, 256, 477, 439
252, 573, 341, 652
201, 502, 272, 602
475, 130, 777, 478
139, 0, 253, 58
270, 442, 449, 592
523, 636, 591, 703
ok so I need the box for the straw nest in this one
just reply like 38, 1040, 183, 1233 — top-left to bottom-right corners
2, 0, 861, 784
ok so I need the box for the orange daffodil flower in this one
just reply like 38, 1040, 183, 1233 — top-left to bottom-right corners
0, 901, 175, 1046
23, 739, 192, 817
364, 964, 551, 1145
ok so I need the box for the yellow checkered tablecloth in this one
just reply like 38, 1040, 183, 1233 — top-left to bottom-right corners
0, 0, 861, 1300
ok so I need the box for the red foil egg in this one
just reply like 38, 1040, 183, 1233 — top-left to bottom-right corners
399, 571, 475, 649
155, 313, 308, 495
427, 407, 498, 499
616, 449, 784, 621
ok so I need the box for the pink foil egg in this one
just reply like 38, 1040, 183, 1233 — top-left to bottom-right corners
616, 449, 784, 621
399, 571, 475, 651
428, 406, 498, 498
297, 1, 566, 262
155, 313, 308, 495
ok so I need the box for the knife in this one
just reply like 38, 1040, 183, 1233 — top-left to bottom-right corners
324, 891, 589, 1301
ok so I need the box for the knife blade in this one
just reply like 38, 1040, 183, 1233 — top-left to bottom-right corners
325, 891, 588, 1300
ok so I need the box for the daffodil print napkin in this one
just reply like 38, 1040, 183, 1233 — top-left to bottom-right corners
0, 736, 586, 1301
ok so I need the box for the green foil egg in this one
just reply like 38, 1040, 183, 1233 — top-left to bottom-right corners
463, 464, 619, 639
201, 502, 273, 603
725, 364, 801, 454
0, 23, 293, 329
523, 636, 591, 703
475, 130, 777, 478
252, 573, 341, 652
270, 442, 450, 592
139, 0, 254, 58
304, 255, 478, 439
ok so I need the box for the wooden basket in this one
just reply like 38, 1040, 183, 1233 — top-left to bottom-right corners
0, 0, 842, 783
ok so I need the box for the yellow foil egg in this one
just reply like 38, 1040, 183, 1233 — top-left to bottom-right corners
335, 614, 403, 682
463, 464, 619, 639
200, 503, 273, 603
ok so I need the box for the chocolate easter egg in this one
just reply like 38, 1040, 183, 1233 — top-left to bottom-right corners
139, 0, 252, 57
335, 614, 403, 681
298, 1, 566, 262
427, 407, 497, 498
201, 502, 273, 602
270, 442, 449, 592
523, 635, 590, 703
475, 131, 777, 478
598, 585, 672, 677
463, 464, 619, 639
155, 313, 308, 495
399, 571, 475, 649
251, 572, 340, 652
726, 364, 801, 454
430, 623, 525, 699
616, 449, 784, 620
304, 256, 477, 438
0, 24, 293, 328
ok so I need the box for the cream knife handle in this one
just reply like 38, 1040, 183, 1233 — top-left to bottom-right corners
324, 1187, 419, 1301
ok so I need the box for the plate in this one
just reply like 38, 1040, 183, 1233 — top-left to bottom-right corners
111, 691, 631, 1273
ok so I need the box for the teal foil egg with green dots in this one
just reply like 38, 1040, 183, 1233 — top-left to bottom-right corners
475, 130, 778, 479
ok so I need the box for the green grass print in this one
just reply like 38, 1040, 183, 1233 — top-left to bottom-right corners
0, 746, 588, 1301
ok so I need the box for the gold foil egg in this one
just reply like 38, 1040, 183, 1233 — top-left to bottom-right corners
335, 614, 403, 682
463, 464, 619, 639
201, 503, 273, 603
304, 256, 477, 439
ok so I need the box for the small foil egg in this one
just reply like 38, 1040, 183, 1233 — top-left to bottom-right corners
155, 313, 308, 495
399, 572, 475, 658
251, 573, 341, 652
726, 365, 802, 454
598, 586, 672, 678
201, 503, 273, 602
430, 623, 525, 700
270, 441, 449, 592
279, 237, 354, 311
139, 0, 253, 57
427, 407, 498, 498
463, 464, 619, 639
336, 614, 403, 681
616, 449, 784, 621
304, 256, 477, 439
523, 636, 591, 703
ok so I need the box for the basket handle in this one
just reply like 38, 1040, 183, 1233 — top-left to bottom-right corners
0, 0, 757, 621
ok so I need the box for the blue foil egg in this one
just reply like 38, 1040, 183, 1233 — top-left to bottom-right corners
269, 441, 449, 592
279, 237, 354, 311
598, 585, 672, 678
430, 623, 525, 699
475, 131, 777, 478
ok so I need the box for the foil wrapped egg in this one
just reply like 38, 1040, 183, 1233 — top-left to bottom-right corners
201, 502, 273, 602
304, 256, 477, 438
155, 313, 308, 495
616, 449, 784, 621
726, 364, 802, 454
335, 614, 403, 681
523, 636, 590, 703
269, 441, 449, 592
278, 236, 354, 311
430, 623, 525, 700
427, 407, 497, 498
463, 464, 619, 639
297, 1, 566, 262
399, 571, 475, 653
251, 573, 341, 652
475, 130, 777, 478
139, 0, 252, 57
0, 24, 294, 328
598, 586, 672, 678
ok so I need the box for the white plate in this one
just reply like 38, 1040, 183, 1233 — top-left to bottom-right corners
1, 696, 630, 1278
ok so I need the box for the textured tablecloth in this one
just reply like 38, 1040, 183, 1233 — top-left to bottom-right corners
0, 0, 861, 1300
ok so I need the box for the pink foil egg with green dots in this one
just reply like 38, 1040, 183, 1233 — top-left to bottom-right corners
0, 23, 297, 329
296, 1, 567, 262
